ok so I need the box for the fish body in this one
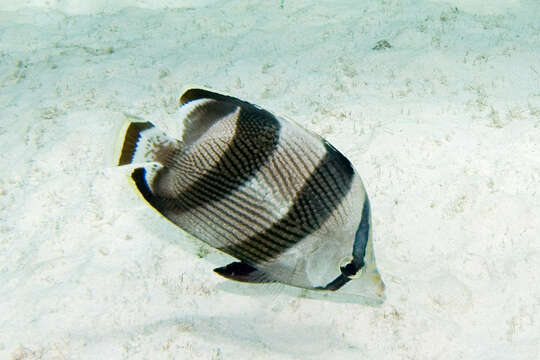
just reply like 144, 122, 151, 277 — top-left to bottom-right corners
116, 88, 384, 302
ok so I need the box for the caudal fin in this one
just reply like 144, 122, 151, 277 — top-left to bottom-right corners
114, 116, 182, 166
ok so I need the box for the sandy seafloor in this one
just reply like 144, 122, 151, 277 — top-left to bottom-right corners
1, 0, 539, 358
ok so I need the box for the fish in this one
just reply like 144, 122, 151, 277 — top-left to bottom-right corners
115, 88, 385, 302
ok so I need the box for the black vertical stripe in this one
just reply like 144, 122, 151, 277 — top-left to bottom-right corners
151, 98, 281, 216
297, 143, 348, 225
319, 193, 371, 291
352, 194, 370, 270
223, 142, 355, 262
286, 145, 336, 222
300, 143, 342, 204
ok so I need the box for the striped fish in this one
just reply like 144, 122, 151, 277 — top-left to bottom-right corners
115, 88, 385, 302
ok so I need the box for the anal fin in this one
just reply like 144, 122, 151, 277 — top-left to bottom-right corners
214, 262, 275, 284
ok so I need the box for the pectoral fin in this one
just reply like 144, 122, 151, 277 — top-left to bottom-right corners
214, 262, 275, 283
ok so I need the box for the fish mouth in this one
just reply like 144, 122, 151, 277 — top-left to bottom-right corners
315, 255, 366, 291
313, 261, 386, 305
340, 268, 386, 300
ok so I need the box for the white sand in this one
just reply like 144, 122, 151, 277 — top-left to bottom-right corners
1, 0, 539, 359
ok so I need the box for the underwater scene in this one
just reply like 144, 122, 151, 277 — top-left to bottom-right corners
1, 0, 539, 359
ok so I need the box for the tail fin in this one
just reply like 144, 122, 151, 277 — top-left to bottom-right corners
114, 115, 183, 166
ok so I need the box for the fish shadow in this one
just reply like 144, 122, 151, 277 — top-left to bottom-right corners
145, 313, 359, 357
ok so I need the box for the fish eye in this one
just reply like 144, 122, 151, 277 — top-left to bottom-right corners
339, 256, 353, 269
339, 256, 364, 279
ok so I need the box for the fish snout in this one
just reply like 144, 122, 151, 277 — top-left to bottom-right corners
341, 267, 386, 303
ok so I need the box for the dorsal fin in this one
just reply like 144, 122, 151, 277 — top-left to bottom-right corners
180, 88, 254, 108
178, 88, 276, 148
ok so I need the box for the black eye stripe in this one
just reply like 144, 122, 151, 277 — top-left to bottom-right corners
318, 193, 371, 291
